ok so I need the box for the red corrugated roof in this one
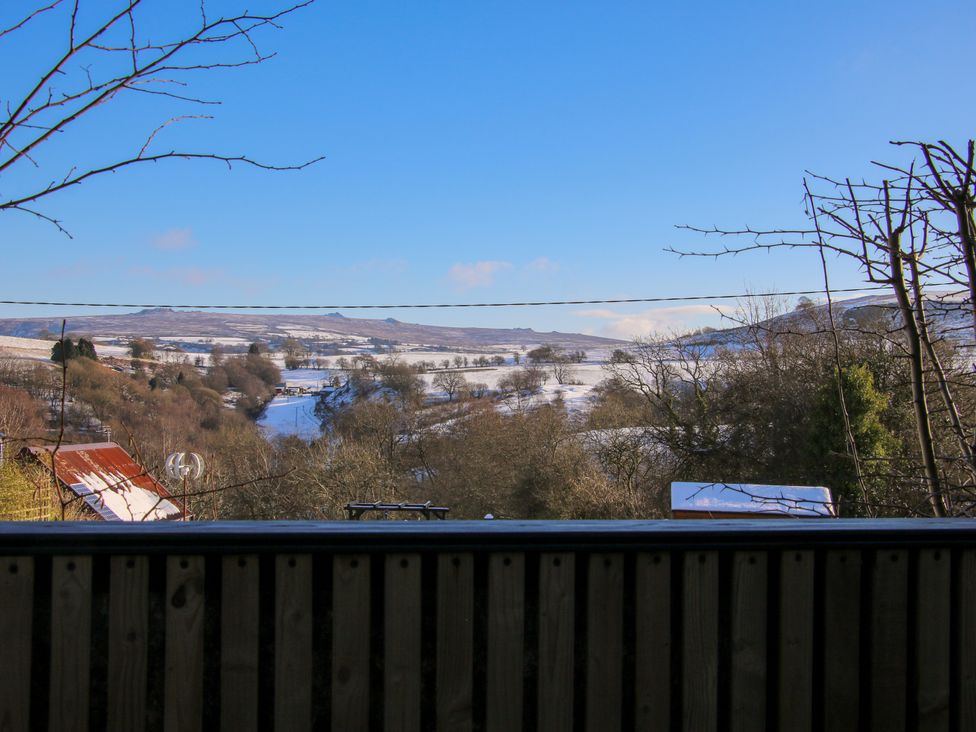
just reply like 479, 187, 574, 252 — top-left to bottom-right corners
23, 442, 182, 521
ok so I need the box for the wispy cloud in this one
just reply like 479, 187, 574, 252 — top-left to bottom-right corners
346, 258, 409, 274
525, 257, 559, 273
128, 264, 273, 295
49, 256, 126, 278
447, 260, 513, 289
575, 308, 619, 319
151, 227, 195, 251
129, 265, 225, 287
575, 304, 730, 340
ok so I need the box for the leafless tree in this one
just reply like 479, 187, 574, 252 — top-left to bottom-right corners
674, 139, 976, 516
549, 355, 578, 386
497, 366, 547, 410
0, 385, 48, 444
432, 369, 467, 402
0, 0, 320, 235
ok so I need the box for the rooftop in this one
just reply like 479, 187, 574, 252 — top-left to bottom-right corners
671, 481, 836, 518
22, 442, 182, 521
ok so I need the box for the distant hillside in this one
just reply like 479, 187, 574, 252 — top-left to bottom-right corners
683, 293, 975, 351
0, 308, 623, 350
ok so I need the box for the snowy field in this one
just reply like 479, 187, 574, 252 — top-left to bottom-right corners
156, 336, 251, 345
0, 335, 129, 362
258, 395, 322, 439
0, 336, 615, 439
276, 368, 333, 387
499, 381, 597, 417
258, 359, 611, 438
414, 361, 608, 391
257, 368, 332, 439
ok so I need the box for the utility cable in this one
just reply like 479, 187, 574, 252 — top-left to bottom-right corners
0, 286, 891, 311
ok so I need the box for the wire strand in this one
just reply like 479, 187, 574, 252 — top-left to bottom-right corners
0, 286, 891, 310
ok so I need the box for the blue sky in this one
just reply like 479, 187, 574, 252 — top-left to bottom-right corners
1, 0, 974, 339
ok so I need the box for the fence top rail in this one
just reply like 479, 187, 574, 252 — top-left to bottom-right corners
1, 518, 976, 555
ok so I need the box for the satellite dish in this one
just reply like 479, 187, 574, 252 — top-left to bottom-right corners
164, 452, 205, 481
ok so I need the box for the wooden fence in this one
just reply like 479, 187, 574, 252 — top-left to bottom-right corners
0, 519, 975, 731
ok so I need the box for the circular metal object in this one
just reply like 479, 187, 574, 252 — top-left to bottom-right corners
164, 452, 205, 481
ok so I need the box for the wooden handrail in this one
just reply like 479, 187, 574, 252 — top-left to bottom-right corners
0, 519, 974, 730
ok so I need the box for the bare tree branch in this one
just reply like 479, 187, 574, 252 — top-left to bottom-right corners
0, 0, 321, 233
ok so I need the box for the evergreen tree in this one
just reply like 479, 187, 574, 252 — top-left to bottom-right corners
805, 364, 899, 516
76, 338, 98, 360
50, 338, 76, 363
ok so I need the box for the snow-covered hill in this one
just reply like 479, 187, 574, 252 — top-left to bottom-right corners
0, 308, 623, 350
683, 292, 974, 351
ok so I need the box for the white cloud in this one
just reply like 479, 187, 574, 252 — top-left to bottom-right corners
575, 304, 730, 340
447, 260, 513, 289
151, 228, 195, 251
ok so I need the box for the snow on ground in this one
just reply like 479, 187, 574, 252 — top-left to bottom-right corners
98, 341, 142, 358
0, 335, 57, 361
277, 368, 333, 387
496, 382, 597, 417
541, 382, 597, 416
156, 336, 250, 346
258, 395, 322, 439
257, 368, 334, 438
418, 361, 608, 392
280, 328, 367, 341
392, 349, 513, 365
290, 360, 611, 439
0, 335, 128, 362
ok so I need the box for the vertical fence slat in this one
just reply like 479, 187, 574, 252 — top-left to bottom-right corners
437, 553, 474, 732
0, 556, 34, 731
916, 549, 950, 731
385, 553, 421, 732
486, 552, 524, 732
108, 555, 148, 732
587, 553, 623, 731
635, 552, 670, 732
958, 549, 976, 729
682, 550, 718, 732
6, 524, 971, 732
823, 550, 861, 731
50, 556, 92, 732
275, 554, 312, 732
871, 549, 907, 732
731, 551, 766, 732
164, 556, 205, 732
779, 550, 814, 732
332, 554, 370, 731
221, 555, 259, 732
538, 552, 574, 732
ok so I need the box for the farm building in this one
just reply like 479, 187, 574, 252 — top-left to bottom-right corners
671, 481, 837, 519
21, 442, 183, 521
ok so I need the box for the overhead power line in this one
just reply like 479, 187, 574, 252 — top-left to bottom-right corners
0, 287, 890, 311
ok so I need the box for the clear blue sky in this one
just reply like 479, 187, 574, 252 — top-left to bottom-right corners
1, 0, 973, 339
